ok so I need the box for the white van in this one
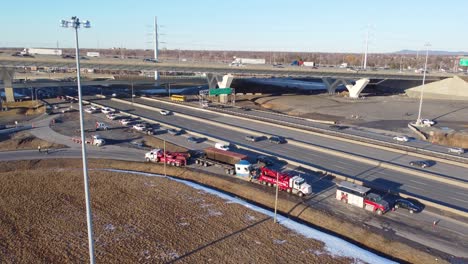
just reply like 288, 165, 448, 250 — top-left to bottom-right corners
215, 142, 230, 151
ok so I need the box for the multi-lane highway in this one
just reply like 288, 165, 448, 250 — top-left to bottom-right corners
83, 96, 468, 212
0, 55, 451, 80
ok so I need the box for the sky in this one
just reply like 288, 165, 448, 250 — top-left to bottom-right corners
1, 0, 467, 53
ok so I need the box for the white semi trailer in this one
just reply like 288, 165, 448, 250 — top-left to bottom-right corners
22, 48, 62, 56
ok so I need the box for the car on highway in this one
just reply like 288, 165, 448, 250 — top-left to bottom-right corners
421, 119, 435, 126
268, 136, 286, 144
106, 113, 119, 120
143, 58, 158, 63
132, 124, 146, 131
256, 155, 275, 166
329, 125, 349, 130
186, 136, 200, 144
448, 147, 465, 155
84, 106, 100, 114
393, 198, 423, 214
119, 119, 132, 126
101, 107, 115, 114
167, 128, 181, 135
215, 142, 230, 151
159, 110, 171, 116
244, 135, 261, 142
393, 135, 409, 142
409, 160, 432, 168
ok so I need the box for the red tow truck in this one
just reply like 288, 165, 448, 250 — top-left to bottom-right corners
251, 167, 312, 197
145, 149, 189, 166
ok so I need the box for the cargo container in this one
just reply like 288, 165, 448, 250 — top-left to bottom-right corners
195, 147, 248, 175
23, 48, 62, 56
86, 52, 100, 57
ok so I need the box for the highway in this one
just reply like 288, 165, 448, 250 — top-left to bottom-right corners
0, 55, 451, 80
84, 96, 468, 212
111, 97, 468, 182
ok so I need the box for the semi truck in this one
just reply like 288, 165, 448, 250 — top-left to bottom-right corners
251, 167, 312, 197
22, 48, 62, 56
86, 52, 100, 57
194, 147, 248, 175
72, 135, 105, 147
145, 149, 188, 166
230, 57, 266, 66
336, 181, 390, 215
194, 148, 312, 197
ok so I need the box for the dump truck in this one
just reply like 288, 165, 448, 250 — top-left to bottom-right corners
251, 166, 312, 197
194, 147, 248, 175
145, 148, 188, 166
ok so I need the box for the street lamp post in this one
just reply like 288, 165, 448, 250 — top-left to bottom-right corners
274, 171, 279, 223
60, 17, 95, 264
416, 43, 431, 126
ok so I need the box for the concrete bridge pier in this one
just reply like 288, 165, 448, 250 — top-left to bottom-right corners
322, 78, 342, 94
206, 73, 234, 103
0, 67, 15, 104
342, 78, 370, 98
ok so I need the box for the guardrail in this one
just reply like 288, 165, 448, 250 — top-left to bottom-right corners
81, 95, 468, 218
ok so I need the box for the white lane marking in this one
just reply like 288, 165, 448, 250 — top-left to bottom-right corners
408, 179, 427, 186
451, 197, 467, 203
456, 192, 468, 197
409, 186, 424, 191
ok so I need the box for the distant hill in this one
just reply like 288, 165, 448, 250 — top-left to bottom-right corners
394, 50, 468, 56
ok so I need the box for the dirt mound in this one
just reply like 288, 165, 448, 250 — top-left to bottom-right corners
427, 131, 468, 148
0, 132, 67, 151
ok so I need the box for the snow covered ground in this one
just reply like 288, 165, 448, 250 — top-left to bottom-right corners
102, 168, 396, 264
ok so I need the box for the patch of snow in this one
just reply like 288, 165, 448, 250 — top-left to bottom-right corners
207, 209, 223, 216
200, 203, 213, 208
104, 224, 115, 231
273, 239, 287, 245
99, 169, 396, 264
178, 222, 190, 226
245, 214, 256, 221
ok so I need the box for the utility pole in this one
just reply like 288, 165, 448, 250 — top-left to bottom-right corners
154, 16, 159, 81
363, 24, 370, 70
163, 140, 166, 177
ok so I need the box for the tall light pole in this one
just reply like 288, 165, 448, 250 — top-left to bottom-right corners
363, 24, 370, 70
60, 17, 95, 264
274, 171, 279, 223
416, 43, 431, 126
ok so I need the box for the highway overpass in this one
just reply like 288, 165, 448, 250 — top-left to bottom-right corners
0, 55, 454, 102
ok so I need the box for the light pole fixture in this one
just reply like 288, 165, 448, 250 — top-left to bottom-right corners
60, 16, 95, 264
274, 171, 279, 223
416, 43, 431, 126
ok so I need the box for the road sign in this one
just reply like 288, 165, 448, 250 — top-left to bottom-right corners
460, 58, 468, 66
209, 88, 232, 96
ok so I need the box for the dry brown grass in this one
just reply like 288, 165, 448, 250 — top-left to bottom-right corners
0, 160, 350, 263
427, 131, 468, 148
0, 132, 67, 151
0, 159, 448, 264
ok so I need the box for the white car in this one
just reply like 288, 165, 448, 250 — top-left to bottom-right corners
159, 110, 170, 116
133, 124, 146, 131
448, 147, 465, 155
421, 119, 435, 126
106, 113, 120, 120
215, 142, 230, 151
119, 119, 132, 125
393, 136, 409, 142
101, 107, 115, 114
84, 106, 99, 114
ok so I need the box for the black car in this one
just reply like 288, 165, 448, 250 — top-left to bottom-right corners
268, 136, 286, 144
167, 129, 180, 135
256, 155, 275, 166
409, 160, 431, 168
394, 198, 423, 214
186, 136, 200, 143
